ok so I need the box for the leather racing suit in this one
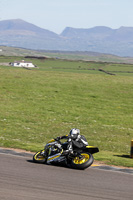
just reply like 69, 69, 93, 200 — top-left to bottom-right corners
59, 134, 89, 152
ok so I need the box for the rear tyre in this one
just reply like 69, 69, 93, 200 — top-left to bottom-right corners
33, 150, 47, 163
71, 153, 94, 169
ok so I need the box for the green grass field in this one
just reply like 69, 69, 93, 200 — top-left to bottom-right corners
0, 56, 133, 167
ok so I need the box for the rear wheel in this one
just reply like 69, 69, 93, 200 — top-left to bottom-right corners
71, 153, 94, 169
33, 150, 47, 163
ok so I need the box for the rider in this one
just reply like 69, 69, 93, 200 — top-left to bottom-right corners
56, 128, 89, 154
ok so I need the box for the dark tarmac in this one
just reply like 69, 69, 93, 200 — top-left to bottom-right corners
0, 149, 133, 200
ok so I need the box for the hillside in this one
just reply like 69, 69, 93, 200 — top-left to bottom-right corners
61, 26, 133, 56
0, 19, 63, 50
1, 46, 133, 64
1, 19, 133, 56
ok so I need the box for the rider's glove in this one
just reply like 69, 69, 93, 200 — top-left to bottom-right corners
68, 137, 72, 142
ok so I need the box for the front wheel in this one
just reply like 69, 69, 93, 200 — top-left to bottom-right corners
71, 153, 94, 169
33, 150, 47, 163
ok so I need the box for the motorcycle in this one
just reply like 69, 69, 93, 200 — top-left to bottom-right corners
33, 137, 99, 170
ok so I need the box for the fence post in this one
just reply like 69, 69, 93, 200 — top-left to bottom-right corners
131, 140, 133, 158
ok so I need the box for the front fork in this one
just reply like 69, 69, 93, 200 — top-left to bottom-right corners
40, 149, 48, 157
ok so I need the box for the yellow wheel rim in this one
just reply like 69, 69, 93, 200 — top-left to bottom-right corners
34, 151, 46, 161
73, 153, 90, 164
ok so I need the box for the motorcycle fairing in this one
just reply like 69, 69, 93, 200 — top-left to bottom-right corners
47, 139, 55, 143
85, 146, 99, 154
47, 153, 61, 164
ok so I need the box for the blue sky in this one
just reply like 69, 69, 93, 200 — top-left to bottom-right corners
0, 0, 133, 34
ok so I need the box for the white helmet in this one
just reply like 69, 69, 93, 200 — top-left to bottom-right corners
70, 128, 80, 139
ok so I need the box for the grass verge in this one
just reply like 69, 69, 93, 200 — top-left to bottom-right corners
0, 57, 133, 167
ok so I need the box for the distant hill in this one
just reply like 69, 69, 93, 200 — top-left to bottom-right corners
61, 26, 133, 56
1, 19, 133, 56
0, 19, 63, 50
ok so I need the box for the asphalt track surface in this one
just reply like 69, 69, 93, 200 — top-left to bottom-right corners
0, 151, 133, 200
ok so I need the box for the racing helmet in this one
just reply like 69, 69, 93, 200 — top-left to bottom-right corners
70, 128, 80, 140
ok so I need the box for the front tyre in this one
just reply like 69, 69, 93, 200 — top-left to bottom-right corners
71, 153, 94, 169
33, 150, 47, 163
